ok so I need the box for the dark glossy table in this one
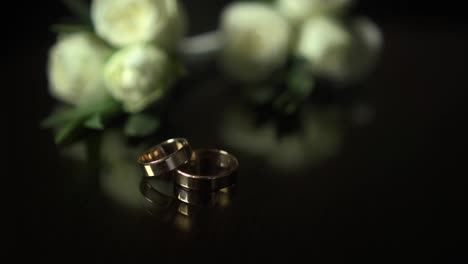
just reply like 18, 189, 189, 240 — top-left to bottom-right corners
12, 3, 468, 261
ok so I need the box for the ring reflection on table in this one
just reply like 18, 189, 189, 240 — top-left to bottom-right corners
139, 178, 176, 218
138, 138, 192, 177
175, 184, 237, 209
174, 185, 237, 233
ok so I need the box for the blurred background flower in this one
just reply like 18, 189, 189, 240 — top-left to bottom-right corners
48, 32, 112, 105
91, 0, 186, 49
104, 43, 173, 113
43, 0, 187, 145
296, 15, 382, 84
276, 0, 354, 25
220, 2, 291, 82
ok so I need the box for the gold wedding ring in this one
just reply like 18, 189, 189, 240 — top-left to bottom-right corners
176, 149, 239, 191
138, 138, 192, 177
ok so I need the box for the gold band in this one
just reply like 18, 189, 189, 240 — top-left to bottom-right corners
175, 149, 239, 191
138, 138, 192, 177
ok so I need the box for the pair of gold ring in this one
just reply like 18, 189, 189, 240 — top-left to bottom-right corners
137, 138, 239, 191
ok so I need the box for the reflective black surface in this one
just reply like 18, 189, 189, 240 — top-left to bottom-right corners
12, 1, 468, 261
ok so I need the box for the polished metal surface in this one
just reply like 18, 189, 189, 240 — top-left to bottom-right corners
138, 138, 192, 177
175, 149, 239, 191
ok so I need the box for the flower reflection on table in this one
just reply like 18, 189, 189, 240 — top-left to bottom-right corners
220, 105, 344, 172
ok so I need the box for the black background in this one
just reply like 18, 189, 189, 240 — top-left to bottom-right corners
11, 0, 467, 261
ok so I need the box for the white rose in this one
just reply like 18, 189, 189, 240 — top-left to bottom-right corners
295, 16, 382, 83
104, 43, 171, 113
91, 0, 185, 48
220, 2, 291, 82
276, 0, 353, 25
48, 32, 112, 105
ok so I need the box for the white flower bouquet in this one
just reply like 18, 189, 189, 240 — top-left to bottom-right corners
43, 0, 382, 151
43, 0, 185, 144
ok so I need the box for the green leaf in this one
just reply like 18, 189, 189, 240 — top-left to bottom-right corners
42, 98, 123, 145
84, 114, 104, 130
124, 114, 160, 137
272, 64, 316, 114
41, 107, 81, 128
273, 93, 299, 114
42, 98, 121, 128
288, 69, 315, 98
55, 119, 82, 144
